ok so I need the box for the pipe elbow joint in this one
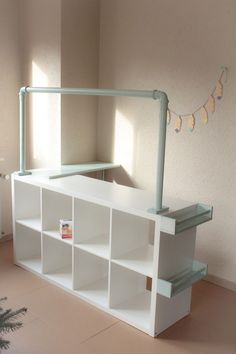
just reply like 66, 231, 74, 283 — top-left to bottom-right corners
19, 86, 29, 96
152, 90, 169, 104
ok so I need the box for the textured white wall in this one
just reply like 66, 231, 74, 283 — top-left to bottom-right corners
0, 0, 21, 236
20, 0, 61, 169
98, 0, 236, 284
61, 0, 99, 164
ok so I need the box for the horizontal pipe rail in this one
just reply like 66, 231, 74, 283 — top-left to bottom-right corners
18, 86, 169, 213
20, 86, 164, 100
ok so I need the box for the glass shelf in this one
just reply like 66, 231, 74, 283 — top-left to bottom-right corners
160, 203, 213, 235
156, 260, 208, 298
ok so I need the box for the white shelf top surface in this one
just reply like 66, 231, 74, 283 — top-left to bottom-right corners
14, 172, 194, 220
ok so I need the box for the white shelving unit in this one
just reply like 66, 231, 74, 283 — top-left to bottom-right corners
12, 172, 212, 337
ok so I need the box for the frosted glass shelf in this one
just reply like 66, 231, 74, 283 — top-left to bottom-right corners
112, 291, 151, 331
160, 204, 213, 235
75, 233, 109, 259
17, 257, 42, 273
156, 260, 208, 298
46, 162, 120, 179
112, 245, 154, 277
44, 266, 72, 289
43, 230, 73, 245
16, 217, 41, 231
75, 277, 108, 308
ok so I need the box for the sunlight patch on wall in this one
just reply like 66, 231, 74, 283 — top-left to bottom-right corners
114, 110, 134, 175
31, 61, 49, 162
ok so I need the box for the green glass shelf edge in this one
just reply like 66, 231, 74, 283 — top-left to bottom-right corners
49, 162, 121, 179
156, 260, 208, 298
160, 203, 213, 235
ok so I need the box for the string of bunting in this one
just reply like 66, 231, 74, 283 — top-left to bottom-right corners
167, 67, 228, 133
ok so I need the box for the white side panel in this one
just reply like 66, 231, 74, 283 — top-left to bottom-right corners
158, 227, 197, 279
154, 228, 196, 334
155, 288, 191, 335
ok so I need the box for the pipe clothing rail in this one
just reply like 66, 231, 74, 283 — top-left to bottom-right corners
18, 86, 169, 213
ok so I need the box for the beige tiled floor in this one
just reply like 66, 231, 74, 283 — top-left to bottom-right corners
1, 240, 236, 354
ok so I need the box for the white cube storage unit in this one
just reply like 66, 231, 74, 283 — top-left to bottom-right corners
12, 173, 212, 337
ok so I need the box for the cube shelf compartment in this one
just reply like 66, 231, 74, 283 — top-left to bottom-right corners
74, 199, 110, 259
74, 248, 109, 307
14, 223, 41, 273
110, 263, 152, 331
12, 173, 212, 337
111, 210, 154, 277
42, 235, 72, 289
14, 181, 41, 231
42, 189, 72, 239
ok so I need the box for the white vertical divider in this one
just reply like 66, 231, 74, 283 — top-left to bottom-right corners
40, 187, 43, 274
150, 218, 161, 336
11, 177, 15, 261
108, 207, 113, 308
72, 196, 75, 290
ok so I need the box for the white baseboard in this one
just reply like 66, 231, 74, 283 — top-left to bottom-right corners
206, 274, 236, 292
0, 233, 13, 243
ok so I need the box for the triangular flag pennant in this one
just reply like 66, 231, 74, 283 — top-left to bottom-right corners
206, 95, 215, 113
200, 106, 208, 125
167, 110, 171, 125
214, 80, 223, 100
175, 116, 182, 133
188, 114, 195, 132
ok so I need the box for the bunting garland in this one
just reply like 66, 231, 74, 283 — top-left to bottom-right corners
167, 67, 228, 133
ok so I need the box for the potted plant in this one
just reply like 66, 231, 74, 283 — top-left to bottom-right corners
0, 297, 27, 352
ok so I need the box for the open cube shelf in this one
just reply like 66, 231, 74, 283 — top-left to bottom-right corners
111, 210, 155, 277
42, 235, 72, 289
13, 174, 212, 337
14, 223, 42, 273
74, 199, 110, 259
14, 181, 41, 231
110, 263, 152, 331
42, 189, 72, 238
74, 248, 109, 307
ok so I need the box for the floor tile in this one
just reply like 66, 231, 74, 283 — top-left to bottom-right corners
8, 283, 118, 343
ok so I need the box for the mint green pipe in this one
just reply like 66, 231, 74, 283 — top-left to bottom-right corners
18, 86, 169, 213
21, 86, 159, 99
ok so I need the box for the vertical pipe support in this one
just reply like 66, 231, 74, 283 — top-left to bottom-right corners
148, 90, 169, 214
18, 87, 31, 176
156, 92, 168, 212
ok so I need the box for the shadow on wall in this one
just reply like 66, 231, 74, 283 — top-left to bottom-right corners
106, 166, 136, 188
